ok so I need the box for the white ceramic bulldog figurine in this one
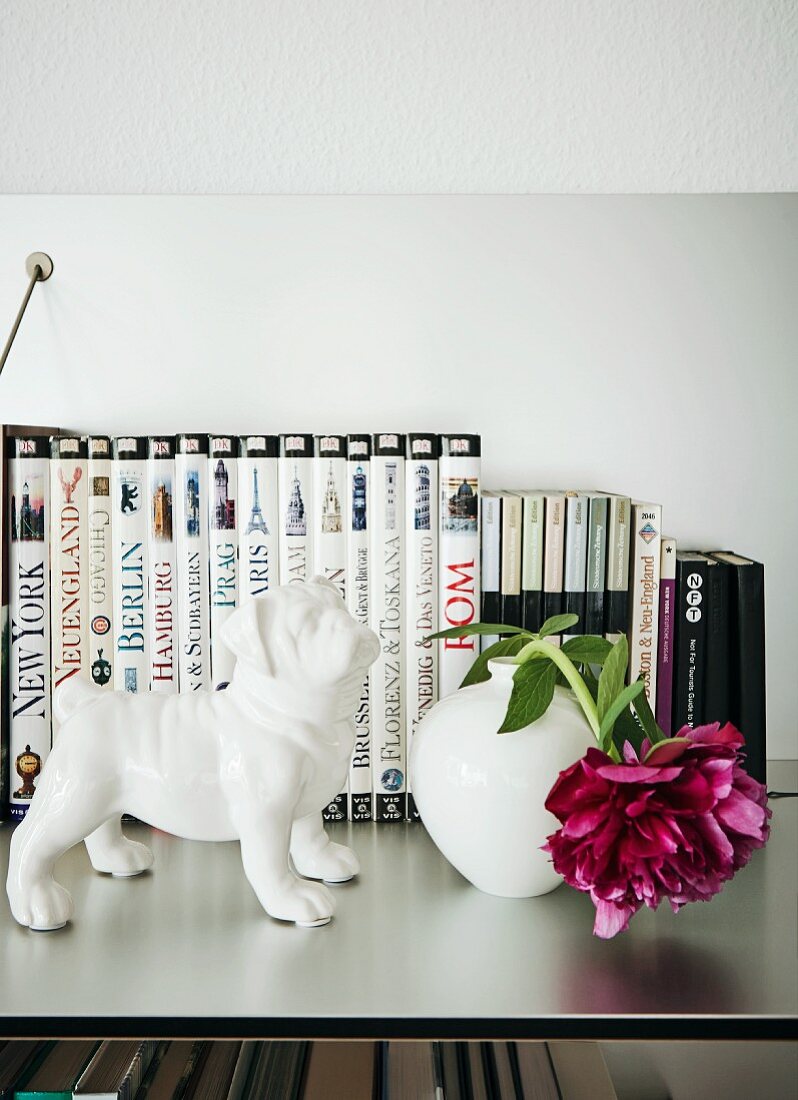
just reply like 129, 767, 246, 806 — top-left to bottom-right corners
7, 577, 380, 932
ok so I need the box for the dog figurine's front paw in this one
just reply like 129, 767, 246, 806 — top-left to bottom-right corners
293, 841, 360, 884
9, 878, 74, 931
264, 877, 336, 927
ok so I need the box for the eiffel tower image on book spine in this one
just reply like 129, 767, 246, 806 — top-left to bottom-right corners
245, 468, 269, 535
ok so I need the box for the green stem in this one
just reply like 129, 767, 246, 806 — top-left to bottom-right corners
515, 638, 601, 741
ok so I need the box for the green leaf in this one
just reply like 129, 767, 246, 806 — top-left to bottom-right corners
561, 635, 613, 666
597, 635, 628, 724
632, 683, 668, 745
582, 663, 600, 701
497, 660, 558, 734
612, 706, 646, 757
426, 623, 529, 641
538, 613, 579, 639
599, 680, 645, 752
459, 635, 526, 688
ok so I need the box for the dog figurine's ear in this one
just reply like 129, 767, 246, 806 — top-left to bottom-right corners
308, 575, 339, 594
219, 599, 273, 675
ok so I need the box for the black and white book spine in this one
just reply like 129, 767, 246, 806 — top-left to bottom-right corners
278, 434, 315, 585
7, 436, 51, 820
585, 493, 609, 637
542, 491, 565, 643
709, 552, 766, 784
520, 491, 544, 633
438, 435, 481, 696
49, 435, 89, 734
346, 435, 372, 822
499, 491, 522, 628
405, 433, 439, 822
562, 491, 588, 642
480, 491, 501, 650
112, 437, 149, 694
672, 551, 709, 730
370, 433, 406, 822
209, 436, 239, 689
87, 437, 114, 692
627, 501, 662, 704
604, 494, 631, 642
174, 434, 211, 692
703, 553, 732, 728
238, 436, 279, 603
315, 435, 348, 822
147, 437, 177, 693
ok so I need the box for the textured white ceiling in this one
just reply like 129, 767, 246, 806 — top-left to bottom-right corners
3, 0, 796, 193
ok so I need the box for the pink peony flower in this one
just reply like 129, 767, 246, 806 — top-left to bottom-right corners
543, 723, 771, 939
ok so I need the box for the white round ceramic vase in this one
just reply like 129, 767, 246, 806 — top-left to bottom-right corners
410, 658, 595, 898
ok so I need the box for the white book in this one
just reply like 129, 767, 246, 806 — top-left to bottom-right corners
87, 437, 114, 691
208, 436, 239, 689
346, 435, 372, 822
480, 490, 501, 651
278, 434, 315, 585
112, 437, 149, 694
438, 435, 481, 696
404, 433, 438, 822
174, 434, 211, 692
314, 435, 348, 822
562, 491, 588, 643
370, 434, 405, 822
7, 436, 51, 821
238, 436, 279, 603
604, 493, 631, 643
519, 490, 545, 632
627, 500, 663, 704
542, 490, 566, 645
49, 435, 89, 735
499, 489, 522, 628
147, 437, 177, 692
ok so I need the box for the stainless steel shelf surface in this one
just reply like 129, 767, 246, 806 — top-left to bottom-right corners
1, 763, 795, 1040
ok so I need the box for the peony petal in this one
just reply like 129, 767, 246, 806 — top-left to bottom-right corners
592, 897, 635, 938
644, 738, 691, 765
596, 763, 683, 784
715, 788, 768, 838
623, 741, 641, 764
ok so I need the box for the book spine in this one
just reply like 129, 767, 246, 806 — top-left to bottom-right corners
562, 492, 588, 640
315, 435, 348, 822
672, 554, 708, 730
174, 435, 211, 692
112, 438, 149, 694
585, 495, 608, 636
405, 434, 438, 822
604, 495, 631, 641
147, 437, 177, 693
7, 438, 51, 821
627, 502, 662, 705
703, 557, 731, 726
479, 492, 501, 651
346, 436, 372, 821
278, 435, 315, 585
542, 493, 565, 641
238, 437, 279, 603
87, 438, 114, 692
370, 434, 406, 822
50, 436, 89, 736
499, 492, 522, 629
655, 537, 677, 734
438, 435, 481, 695
521, 492, 544, 633
209, 436, 239, 689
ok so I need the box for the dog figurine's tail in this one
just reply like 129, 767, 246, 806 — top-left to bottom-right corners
53, 678, 106, 727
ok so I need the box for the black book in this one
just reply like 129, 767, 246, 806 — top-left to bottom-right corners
703, 555, 732, 726
709, 553, 766, 785
672, 552, 709, 731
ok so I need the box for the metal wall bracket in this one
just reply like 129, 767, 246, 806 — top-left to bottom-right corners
0, 252, 54, 379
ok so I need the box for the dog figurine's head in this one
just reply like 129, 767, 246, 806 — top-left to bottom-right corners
219, 577, 380, 711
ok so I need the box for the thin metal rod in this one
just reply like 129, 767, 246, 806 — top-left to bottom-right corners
0, 263, 45, 380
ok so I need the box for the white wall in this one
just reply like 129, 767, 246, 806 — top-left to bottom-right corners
0, 195, 795, 756
2, 1, 796, 193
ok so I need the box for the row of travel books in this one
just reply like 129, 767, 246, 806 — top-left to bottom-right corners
0, 1037, 616, 1099
0, 426, 481, 824
481, 490, 766, 783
